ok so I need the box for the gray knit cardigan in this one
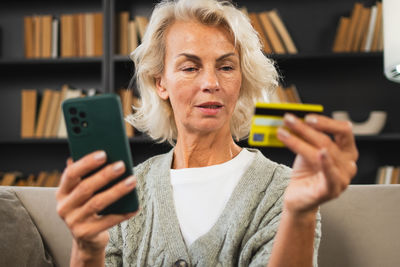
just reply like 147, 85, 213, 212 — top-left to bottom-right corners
105, 148, 321, 266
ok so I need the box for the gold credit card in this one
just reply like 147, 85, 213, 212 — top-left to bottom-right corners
249, 103, 324, 147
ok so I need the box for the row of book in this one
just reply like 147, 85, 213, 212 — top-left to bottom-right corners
332, 2, 383, 53
0, 171, 61, 187
243, 9, 297, 54
21, 87, 138, 139
269, 84, 302, 103
375, 166, 400, 184
116, 12, 149, 55
24, 12, 103, 59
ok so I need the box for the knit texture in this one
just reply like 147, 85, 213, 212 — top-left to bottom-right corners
105, 148, 322, 266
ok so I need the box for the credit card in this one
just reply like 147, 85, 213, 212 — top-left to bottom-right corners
249, 103, 324, 147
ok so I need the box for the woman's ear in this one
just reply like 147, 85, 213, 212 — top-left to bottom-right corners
155, 77, 169, 100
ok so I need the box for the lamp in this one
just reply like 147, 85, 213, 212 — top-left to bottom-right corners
383, 0, 400, 83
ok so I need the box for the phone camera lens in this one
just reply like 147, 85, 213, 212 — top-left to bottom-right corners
73, 127, 81, 134
81, 121, 88, 128
79, 112, 86, 118
71, 117, 79, 124
69, 107, 77, 115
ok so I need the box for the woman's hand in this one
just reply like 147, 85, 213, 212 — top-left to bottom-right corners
277, 113, 359, 216
56, 151, 138, 259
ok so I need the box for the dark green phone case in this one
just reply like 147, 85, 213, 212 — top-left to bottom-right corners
62, 94, 139, 215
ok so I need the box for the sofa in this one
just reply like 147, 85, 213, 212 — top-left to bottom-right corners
0, 185, 399, 267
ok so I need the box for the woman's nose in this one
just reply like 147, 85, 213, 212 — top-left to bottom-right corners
200, 68, 220, 93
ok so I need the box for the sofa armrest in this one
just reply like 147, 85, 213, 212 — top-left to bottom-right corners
319, 184, 400, 267
11, 186, 72, 267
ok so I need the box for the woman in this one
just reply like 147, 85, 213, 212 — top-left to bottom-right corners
56, 0, 358, 266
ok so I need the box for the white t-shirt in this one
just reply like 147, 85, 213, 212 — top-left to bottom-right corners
170, 148, 255, 246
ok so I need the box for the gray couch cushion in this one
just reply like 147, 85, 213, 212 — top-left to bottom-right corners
0, 189, 54, 267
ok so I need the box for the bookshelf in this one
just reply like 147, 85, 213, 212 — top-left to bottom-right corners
0, 0, 399, 185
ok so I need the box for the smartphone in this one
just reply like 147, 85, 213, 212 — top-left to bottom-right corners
62, 93, 139, 215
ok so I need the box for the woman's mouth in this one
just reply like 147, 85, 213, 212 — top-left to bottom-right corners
196, 102, 224, 115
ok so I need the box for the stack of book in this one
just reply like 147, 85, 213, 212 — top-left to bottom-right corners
269, 84, 302, 103
375, 166, 400, 184
242, 8, 297, 54
24, 12, 103, 59
332, 1, 383, 53
116, 12, 149, 55
0, 170, 61, 187
20, 85, 96, 139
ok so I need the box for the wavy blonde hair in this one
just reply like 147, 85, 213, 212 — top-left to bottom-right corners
126, 0, 278, 145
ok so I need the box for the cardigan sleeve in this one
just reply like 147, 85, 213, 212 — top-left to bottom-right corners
247, 210, 322, 267
241, 163, 322, 267
105, 223, 123, 267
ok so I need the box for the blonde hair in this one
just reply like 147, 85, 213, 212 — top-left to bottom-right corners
127, 0, 278, 145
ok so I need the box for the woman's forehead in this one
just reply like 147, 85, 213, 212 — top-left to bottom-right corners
164, 20, 238, 57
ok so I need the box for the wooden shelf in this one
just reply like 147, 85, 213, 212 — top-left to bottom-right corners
0, 57, 103, 65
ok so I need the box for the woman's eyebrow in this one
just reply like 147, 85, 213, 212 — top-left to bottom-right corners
176, 52, 237, 62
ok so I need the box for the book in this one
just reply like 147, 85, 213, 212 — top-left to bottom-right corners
57, 87, 82, 138
363, 5, 378, 52
118, 89, 134, 137
41, 15, 53, 58
61, 14, 75, 57
21, 89, 38, 138
77, 13, 86, 57
375, 166, 385, 184
33, 15, 42, 58
93, 13, 103, 56
0, 172, 20, 186
51, 85, 68, 136
35, 171, 48, 187
258, 11, 286, 54
85, 13, 95, 57
26, 174, 36, 186
44, 90, 61, 138
391, 167, 400, 184
128, 20, 139, 54
24, 16, 34, 58
351, 6, 371, 52
35, 89, 54, 138
44, 170, 60, 187
118, 11, 130, 55
267, 9, 297, 54
384, 165, 394, 184
284, 85, 301, 103
344, 3, 363, 52
371, 2, 382, 52
332, 17, 350, 52
268, 84, 302, 103
136, 16, 149, 42
359, 7, 372, 51
248, 13, 272, 54
51, 18, 59, 58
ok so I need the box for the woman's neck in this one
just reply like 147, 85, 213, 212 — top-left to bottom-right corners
172, 129, 242, 169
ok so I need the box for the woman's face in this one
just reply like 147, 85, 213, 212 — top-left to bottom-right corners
156, 20, 242, 137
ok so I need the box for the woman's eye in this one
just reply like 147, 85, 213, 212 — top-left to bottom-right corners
183, 67, 197, 72
220, 66, 233, 71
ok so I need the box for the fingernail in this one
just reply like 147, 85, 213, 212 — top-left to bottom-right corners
113, 161, 125, 172
347, 121, 353, 129
284, 113, 296, 125
125, 176, 137, 186
94, 151, 106, 161
305, 115, 318, 124
320, 148, 328, 159
277, 127, 290, 139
